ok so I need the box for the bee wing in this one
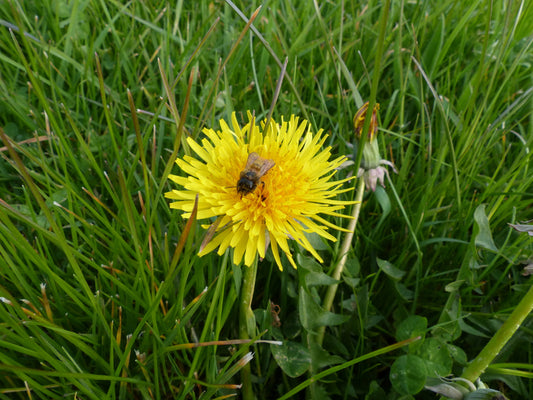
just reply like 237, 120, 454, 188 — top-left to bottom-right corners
256, 158, 275, 177
245, 152, 261, 169
244, 152, 275, 177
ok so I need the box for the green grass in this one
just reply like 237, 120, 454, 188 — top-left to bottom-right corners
0, 0, 532, 398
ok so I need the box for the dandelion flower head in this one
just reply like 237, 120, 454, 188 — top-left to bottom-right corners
165, 112, 353, 270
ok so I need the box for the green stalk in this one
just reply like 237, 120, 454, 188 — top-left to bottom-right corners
239, 258, 259, 400
461, 284, 533, 383
308, 177, 364, 400
316, 178, 365, 346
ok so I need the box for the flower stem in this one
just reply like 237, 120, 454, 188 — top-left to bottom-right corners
461, 284, 533, 383
316, 177, 365, 346
239, 258, 258, 400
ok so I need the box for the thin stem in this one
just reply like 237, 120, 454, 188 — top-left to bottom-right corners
316, 177, 365, 346
461, 284, 533, 383
239, 258, 259, 400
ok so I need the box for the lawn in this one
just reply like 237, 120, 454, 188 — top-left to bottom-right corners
1, 0, 532, 399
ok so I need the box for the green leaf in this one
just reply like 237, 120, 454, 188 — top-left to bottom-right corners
417, 338, 452, 377
445, 280, 466, 292
396, 315, 428, 342
447, 344, 468, 366
298, 255, 339, 287
396, 315, 427, 353
377, 257, 406, 281
309, 342, 345, 370
395, 282, 414, 301
298, 287, 349, 331
374, 185, 392, 230
473, 204, 498, 252
464, 388, 508, 400
365, 380, 387, 400
297, 254, 323, 273
271, 341, 311, 378
345, 257, 361, 276
303, 230, 329, 250
305, 273, 339, 287
45, 188, 68, 206
508, 223, 533, 236
343, 257, 361, 289
424, 378, 468, 399
390, 354, 428, 395
458, 318, 491, 338
433, 296, 463, 342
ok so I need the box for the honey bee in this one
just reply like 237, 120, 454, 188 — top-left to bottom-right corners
237, 152, 275, 196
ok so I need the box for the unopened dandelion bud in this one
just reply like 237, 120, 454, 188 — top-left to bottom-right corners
353, 101, 397, 191
353, 101, 379, 141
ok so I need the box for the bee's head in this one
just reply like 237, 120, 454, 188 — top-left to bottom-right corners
237, 174, 257, 196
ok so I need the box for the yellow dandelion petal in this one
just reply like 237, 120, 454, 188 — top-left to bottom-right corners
217, 230, 233, 255
232, 233, 248, 265
165, 112, 357, 270
187, 138, 211, 163
245, 236, 257, 266
257, 227, 267, 258
270, 239, 284, 271
199, 229, 225, 256
230, 225, 246, 248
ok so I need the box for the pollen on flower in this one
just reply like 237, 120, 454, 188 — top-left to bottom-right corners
165, 112, 355, 271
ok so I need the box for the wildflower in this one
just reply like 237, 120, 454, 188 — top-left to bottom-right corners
353, 102, 397, 191
165, 112, 353, 270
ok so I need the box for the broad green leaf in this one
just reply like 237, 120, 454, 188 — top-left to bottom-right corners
473, 204, 497, 251
343, 276, 360, 289
433, 296, 463, 342
271, 341, 311, 378
396, 315, 427, 353
458, 319, 491, 338
345, 257, 361, 277
341, 294, 357, 312
509, 223, 533, 236
298, 254, 340, 287
395, 282, 414, 301
297, 254, 323, 273
390, 354, 428, 395
365, 380, 387, 400
445, 280, 466, 292
396, 315, 427, 342
299, 287, 349, 331
464, 388, 508, 400
425, 377, 468, 399
309, 342, 345, 370
303, 230, 329, 250
417, 338, 452, 377
377, 257, 406, 280
374, 185, 391, 230
306, 273, 339, 288
447, 344, 468, 366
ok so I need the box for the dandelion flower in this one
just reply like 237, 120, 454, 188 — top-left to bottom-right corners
165, 112, 354, 270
